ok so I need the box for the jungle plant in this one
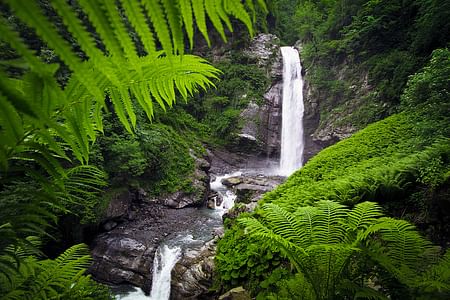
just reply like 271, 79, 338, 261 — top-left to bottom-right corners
239, 201, 450, 299
0, 243, 111, 299
0, 0, 266, 297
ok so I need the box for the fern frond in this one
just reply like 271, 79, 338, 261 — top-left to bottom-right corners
50, 0, 103, 61
108, 88, 133, 133
366, 217, 435, 271
238, 216, 306, 272
261, 203, 304, 245
5, 0, 103, 103
162, 0, 184, 55
205, 0, 227, 41
192, 0, 210, 46
313, 200, 348, 244
0, 18, 46, 73
143, 0, 173, 54
223, 0, 254, 36
347, 201, 383, 231
77, 0, 123, 58
294, 206, 320, 248
121, 0, 157, 55
215, 0, 233, 32
0, 93, 24, 147
179, 0, 194, 48
103, 0, 140, 66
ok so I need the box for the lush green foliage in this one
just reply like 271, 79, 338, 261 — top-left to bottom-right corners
98, 118, 195, 195
239, 201, 450, 299
187, 59, 270, 145
0, 243, 111, 300
0, 0, 265, 297
216, 49, 450, 298
286, 0, 450, 132
216, 220, 284, 292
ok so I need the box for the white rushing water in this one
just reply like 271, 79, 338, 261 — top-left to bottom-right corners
149, 245, 181, 300
210, 171, 241, 215
115, 244, 181, 300
279, 46, 305, 176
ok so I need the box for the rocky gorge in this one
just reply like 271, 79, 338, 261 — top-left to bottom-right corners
88, 33, 333, 298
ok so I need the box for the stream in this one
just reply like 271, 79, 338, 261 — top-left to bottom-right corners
112, 45, 304, 300
113, 171, 242, 300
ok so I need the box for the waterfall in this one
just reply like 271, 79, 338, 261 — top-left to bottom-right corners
149, 245, 181, 300
279, 46, 305, 176
210, 172, 241, 215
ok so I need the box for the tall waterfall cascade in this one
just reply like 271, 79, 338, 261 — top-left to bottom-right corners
279, 46, 305, 176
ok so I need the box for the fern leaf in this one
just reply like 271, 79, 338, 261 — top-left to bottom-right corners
102, 0, 139, 66
179, 0, 194, 48
50, 0, 103, 60
5, 0, 103, 103
0, 93, 24, 147
162, 0, 184, 55
215, 0, 233, 32
143, 0, 173, 54
205, 0, 227, 41
77, 0, 123, 58
245, 0, 256, 23
294, 206, 320, 248
192, 0, 210, 46
108, 88, 133, 133
121, 0, 156, 55
261, 203, 304, 245
313, 200, 348, 244
130, 82, 155, 119
223, 0, 253, 36
119, 87, 137, 129
347, 201, 383, 231
0, 19, 45, 73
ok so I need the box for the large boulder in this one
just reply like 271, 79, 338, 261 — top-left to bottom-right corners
89, 234, 155, 292
171, 240, 217, 299
221, 175, 285, 220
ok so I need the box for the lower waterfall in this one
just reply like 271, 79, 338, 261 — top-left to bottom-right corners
279, 46, 305, 176
149, 245, 181, 300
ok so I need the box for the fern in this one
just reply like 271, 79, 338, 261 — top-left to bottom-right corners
0, 243, 110, 300
0, 0, 264, 297
239, 201, 450, 299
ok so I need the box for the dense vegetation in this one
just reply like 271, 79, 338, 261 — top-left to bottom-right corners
0, 0, 448, 299
0, 0, 264, 298
215, 0, 450, 299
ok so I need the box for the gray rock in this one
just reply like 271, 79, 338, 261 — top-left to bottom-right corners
89, 234, 155, 288
219, 286, 252, 300
171, 240, 216, 299
104, 190, 132, 219
221, 176, 243, 187
237, 34, 283, 157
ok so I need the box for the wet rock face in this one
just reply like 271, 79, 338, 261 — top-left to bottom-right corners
238, 34, 283, 157
90, 234, 155, 290
244, 33, 281, 78
222, 174, 285, 220
171, 239, 217, 299
89, 203, 215, 293
89, 151, 212, 292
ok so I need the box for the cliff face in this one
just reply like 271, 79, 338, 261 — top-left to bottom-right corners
236, 34, 328, 161
236, 33, 283, 157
